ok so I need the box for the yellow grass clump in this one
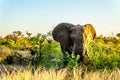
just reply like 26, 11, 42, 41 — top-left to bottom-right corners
1, 66, 120, 80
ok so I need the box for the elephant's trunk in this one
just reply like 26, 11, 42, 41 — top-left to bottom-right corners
72, 36, 84, 54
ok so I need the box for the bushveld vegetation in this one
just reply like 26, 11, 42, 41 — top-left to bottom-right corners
0, 31, 120, 80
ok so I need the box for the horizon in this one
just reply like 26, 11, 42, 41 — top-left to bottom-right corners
0, 0, 120, 37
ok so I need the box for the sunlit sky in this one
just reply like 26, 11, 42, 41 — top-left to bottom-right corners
0, 0, 120, 37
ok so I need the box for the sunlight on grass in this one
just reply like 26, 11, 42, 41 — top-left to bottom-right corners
0, 67, 68, 80
1, 66, 120, 80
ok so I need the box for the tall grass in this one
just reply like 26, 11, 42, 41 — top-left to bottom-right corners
1, 66, 120, 80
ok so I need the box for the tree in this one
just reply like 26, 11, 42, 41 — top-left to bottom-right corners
26, 31, 32, 39
116, 33, 120, 39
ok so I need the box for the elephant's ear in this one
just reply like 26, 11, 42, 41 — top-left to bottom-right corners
52, 23, 74, 42
83, 24, 96, 40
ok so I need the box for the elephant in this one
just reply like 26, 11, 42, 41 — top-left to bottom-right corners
52, 23, 96, 62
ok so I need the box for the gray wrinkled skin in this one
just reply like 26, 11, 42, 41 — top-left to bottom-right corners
52, 23, 96, 62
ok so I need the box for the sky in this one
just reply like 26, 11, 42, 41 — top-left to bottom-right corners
0, 0, 120, 37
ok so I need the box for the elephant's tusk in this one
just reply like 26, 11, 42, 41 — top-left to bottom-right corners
71, 53, 75, 58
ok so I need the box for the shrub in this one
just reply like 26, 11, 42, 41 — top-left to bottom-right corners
65, 53, 80, 69
0, 45, 11, 60
85, 41, 120, 70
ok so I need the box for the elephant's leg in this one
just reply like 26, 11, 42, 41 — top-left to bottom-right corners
78, 47, 87, 63
60, 43, 68, 64
60, 41, 71, 56
60, 44, 66, 56
79, 54, 84, 62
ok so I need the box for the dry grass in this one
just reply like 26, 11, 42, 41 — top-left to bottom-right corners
0, 66, 120, 80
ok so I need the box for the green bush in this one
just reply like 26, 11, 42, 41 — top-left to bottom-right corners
85, 41, 120, 70
65, 53, 80, 69
1, 31, 120, 70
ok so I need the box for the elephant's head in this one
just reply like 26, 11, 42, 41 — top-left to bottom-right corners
69, 24, 96, 58
52, 23, 96, 62
70, 25, 85, 55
